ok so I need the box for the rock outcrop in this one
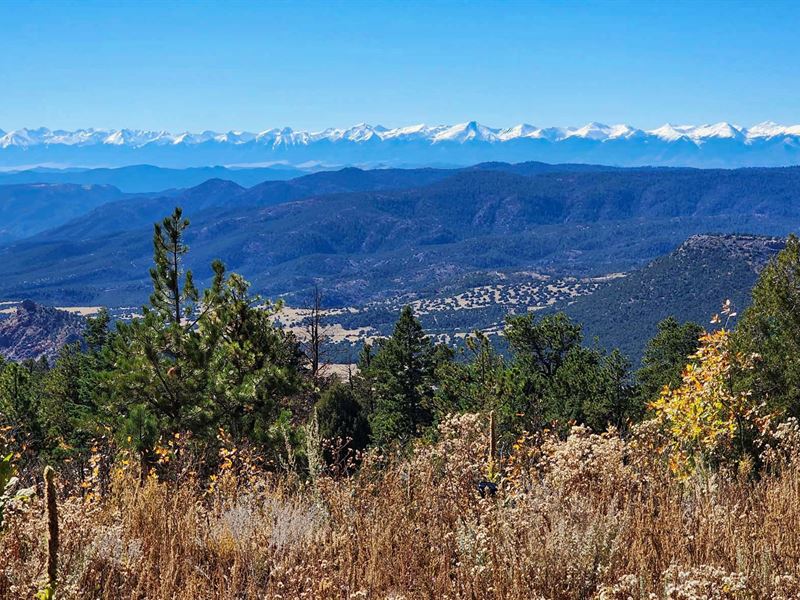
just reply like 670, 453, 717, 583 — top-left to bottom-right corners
0, 300, 85, 363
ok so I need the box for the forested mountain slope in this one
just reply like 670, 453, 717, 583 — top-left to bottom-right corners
35, 161, 625, 241
564, 234, 785, 360
1, 165, 799, 307
0, 183, 125, 242
35, 166, 457, 241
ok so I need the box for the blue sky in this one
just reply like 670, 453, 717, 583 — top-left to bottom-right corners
1, 0, 798, 131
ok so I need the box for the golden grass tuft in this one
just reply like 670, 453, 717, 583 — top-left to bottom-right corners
3, 414, 800, 599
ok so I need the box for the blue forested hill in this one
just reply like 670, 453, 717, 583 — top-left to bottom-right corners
0, 183, 126, 242
0, 164, 799, 308
562, 234, 785, 361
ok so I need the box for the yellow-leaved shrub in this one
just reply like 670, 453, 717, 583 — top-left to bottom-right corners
649, 328, 767, 477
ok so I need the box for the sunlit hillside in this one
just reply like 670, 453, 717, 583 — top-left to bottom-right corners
4, 213, 800, 598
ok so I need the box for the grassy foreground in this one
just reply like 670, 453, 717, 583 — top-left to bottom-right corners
2, 414, 800, 599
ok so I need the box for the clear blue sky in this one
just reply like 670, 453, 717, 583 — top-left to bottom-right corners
1, 0, 798, 131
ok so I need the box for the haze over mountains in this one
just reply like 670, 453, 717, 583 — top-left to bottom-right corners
0, 164, 306, 192
3, 121, 800, 169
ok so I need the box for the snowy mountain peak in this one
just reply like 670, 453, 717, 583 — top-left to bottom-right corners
340, 123, 382, 142
690, 122, 744, 141
564, 123, 642, 141
432, 121, 499, 143
649, 123, 692, 142
747, 121, 800, 138
2, 121, 800, 169
497, 124, 539, 141
4, 121, 798, 149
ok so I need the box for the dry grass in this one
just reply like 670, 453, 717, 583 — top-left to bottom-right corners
3, 415, 800, 599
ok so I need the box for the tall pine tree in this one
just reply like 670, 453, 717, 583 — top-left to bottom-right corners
366, 307, 438, 446
111, 207, 224, 442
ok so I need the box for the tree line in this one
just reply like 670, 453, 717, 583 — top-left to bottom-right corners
2, 207, 800, 477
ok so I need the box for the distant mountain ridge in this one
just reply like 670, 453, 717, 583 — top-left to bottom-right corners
0, 164, 306, 193
25, 162, 626, 243
0, 164, 463, 243
3, 164, 800, 308
3, 121, 800, 168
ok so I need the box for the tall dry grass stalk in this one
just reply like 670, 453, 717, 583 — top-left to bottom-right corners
1, 414, 800, 599
43, 465, 58, 591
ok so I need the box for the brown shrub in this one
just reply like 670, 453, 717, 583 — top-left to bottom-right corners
3, 413, 800, 599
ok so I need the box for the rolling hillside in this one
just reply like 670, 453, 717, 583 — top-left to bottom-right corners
0, 183, 126, 242
1, 165, 799, 307
564, 234, 785, 360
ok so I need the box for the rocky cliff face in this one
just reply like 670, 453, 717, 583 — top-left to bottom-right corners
674, 234, 786, 273
0, 300, 85, 363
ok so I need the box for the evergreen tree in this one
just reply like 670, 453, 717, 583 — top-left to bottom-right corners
434, 331, 509, 414
36, 344, 93, 461
636, 317, 704, 404
315, 382, 369, 464
35, 311, 117, 463
150, 207, 198, 328
504, 312, 635, 434
358, 342, 374, 371
549, 346, 635, 432
366, 307, 439, 446
503, 312, 584, 431
506, 312, 583, 377
735, 234, 800, 416
201, 273, 303, 444
110, 208, 224, 443
0, 359, 45, 455
106, 207, 307, 467
84, 308, 112, 355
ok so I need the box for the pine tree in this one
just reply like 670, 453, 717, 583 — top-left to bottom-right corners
367, 307, 438, 446
149, 207, 198, 328
201, 273, 303, 444
110, 207, 224, 445
107, 208, 306, 464
735, 234, 800, 417
636, 317, 704, 403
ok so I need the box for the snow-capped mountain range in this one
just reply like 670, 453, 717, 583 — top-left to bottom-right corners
2, 121, 800, 169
